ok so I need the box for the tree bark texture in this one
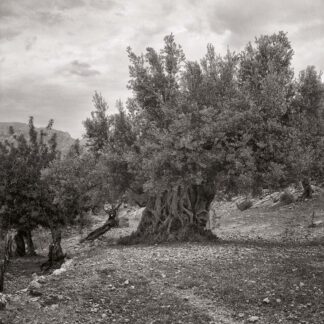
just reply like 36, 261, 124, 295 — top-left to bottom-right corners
49, 227, 65, 263
127, 184, 217, 243
42, 226, 65, 271
301, 178, 313, 199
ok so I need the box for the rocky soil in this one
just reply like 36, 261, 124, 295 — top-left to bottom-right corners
0, 189, 323, 324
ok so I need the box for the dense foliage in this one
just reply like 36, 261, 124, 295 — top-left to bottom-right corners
1, 32, 323, 246
85, 32, 324, 241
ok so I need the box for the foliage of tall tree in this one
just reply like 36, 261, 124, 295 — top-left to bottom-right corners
237, 32, 297, 193
124, 35, 229, 242
121, 32, 323, 242
288, 66, 324, 195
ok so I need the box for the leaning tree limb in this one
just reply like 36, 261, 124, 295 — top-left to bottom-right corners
79, 202, 121, 243
79, 218, 118, 243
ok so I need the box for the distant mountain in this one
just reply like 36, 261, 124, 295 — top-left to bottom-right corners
0, 122, 78, 155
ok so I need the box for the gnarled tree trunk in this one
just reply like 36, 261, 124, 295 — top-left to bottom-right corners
123, 183, 217, 244
49, 226, 65, 263
25, 229, 36, 256
301, 178, 313, 199
42, 226, 65, 271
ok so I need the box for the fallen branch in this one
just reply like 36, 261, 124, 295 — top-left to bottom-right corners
80, 218, 118, 243
80, 202, 121, 243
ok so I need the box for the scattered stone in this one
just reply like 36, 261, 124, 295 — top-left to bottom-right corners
28, 280, 42, 297
36, 276, 47, 284
29, 289, 42, 297
312, 220, 323, 227
276, 298, 281, 303
238, 313, 245, 318
263, 297, 270, 304
42, 294, 61, 306
57, 295, 64, 300
236, 200, 253, 211
124, 279, 130, 285
63, 259, 74, 269
248, 316, 259, 322
0, 293, 8, 310
52, 268, 67, 276
29, 280, 41, 290
19, 288, 28, 293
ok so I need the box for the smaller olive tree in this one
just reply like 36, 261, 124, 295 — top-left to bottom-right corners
41, 148, 99, 263
0, 117, 57, 256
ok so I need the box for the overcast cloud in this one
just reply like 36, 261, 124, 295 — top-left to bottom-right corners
0, 0, 323, 137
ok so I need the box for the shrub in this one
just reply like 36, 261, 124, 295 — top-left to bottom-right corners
280, 191, 295, 205
236, 200, 253, 211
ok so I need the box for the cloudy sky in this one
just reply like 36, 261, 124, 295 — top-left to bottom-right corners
1, 0, 323, 138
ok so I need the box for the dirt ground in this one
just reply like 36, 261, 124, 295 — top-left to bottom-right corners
1, 191, 323, 324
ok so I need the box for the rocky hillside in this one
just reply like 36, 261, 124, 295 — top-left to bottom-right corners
0, 122, 78, 156
1, 193, 324, 323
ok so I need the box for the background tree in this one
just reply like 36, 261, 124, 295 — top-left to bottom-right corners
84, 94, 136, 207
237, 31, 296, 195
83, 92, 110, 154
288, 66, 324, 196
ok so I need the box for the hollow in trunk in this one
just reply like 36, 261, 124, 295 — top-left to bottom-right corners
14, 230, 26, 257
